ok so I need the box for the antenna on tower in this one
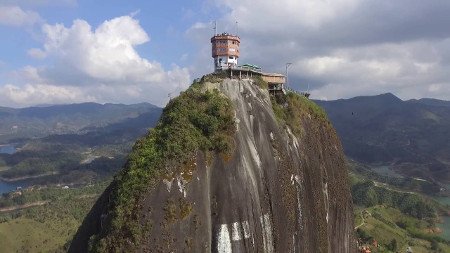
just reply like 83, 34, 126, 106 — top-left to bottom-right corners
285, 63, 292, 89
213, 20, 217, 36
235, 21, 239, 35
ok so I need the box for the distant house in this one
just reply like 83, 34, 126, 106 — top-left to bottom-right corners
359, 246, 371, 253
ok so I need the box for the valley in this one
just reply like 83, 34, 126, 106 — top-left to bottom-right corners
317, 93, 450, 185
0, 103, 162, 252
0, 93, 449, 252
316, 94, 450, 252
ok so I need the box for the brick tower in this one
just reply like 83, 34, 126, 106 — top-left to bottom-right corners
211, 32, 240, 71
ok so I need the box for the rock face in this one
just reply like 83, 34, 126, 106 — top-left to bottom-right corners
70, 79, 355, 252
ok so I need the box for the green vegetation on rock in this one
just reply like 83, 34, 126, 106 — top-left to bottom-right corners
271, 91, 329, 136
199, 71, 228, 83
90, 78, 235, 252
252, 76, 269, 89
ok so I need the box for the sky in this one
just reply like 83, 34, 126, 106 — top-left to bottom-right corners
0, 0, 449, 107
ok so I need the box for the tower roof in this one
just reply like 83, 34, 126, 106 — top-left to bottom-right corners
211, 33, 240, 43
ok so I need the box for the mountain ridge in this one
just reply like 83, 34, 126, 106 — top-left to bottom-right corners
316, 93, 450, 184
0, 102, 161, 143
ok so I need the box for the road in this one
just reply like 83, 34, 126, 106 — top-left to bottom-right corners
354, 210, 366, 230
0, 200, 50, 212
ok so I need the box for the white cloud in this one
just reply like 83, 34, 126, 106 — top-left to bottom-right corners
303, 41, 450, 100
0, 5, 42, 27
14, 66, 45, 83
40, 17, 155, 83
1, 15, 191, 107
219, 0, 359, 30
190, 0, 450, 101
0, 83, 90, 107
27, 48, 47, 59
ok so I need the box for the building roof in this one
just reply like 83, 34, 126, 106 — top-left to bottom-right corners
261, 72, 285, 78
211, 33, 240, 42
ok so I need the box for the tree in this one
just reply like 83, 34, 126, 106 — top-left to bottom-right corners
430, 240, 439, 251
387, 238, 398, 252
356, 228, 373, 243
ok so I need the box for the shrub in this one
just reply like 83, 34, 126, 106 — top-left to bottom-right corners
386, 238, 398, 251
351, 181, 436, 219
200, 71, 228, 83
252, 76, 268, 89
270, 91, 329, 137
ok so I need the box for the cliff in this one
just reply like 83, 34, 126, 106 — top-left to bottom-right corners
70, 77, 356, 252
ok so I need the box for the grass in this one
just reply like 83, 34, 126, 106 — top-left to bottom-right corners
252, 76, 268, 89
351, 169, 450, 252
355, 205, 450, 252
90, 77, 235, 252
0, 217, 77, 252
199, 71, 228, 83
271, 90, 329, 137
0, 182, 109, 252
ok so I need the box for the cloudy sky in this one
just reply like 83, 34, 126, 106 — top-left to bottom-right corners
1, 0, 449, 107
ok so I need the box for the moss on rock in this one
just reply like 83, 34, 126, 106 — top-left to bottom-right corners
271, 91, 329, 137
89, 77, 235, 252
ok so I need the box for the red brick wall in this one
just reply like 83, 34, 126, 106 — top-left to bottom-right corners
211, 35, 240, 58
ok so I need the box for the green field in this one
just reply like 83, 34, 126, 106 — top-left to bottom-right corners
355, 205, 450, 253
0, 182, 108, 252
0, 217, 78, 252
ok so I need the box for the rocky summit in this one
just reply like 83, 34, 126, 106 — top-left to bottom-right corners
70, 77, 356, 252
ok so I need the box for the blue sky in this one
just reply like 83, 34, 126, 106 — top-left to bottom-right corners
0, 0, 216, 72
1, 0, 450, 107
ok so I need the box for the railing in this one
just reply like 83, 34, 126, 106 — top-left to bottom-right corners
216, 66, 263, 73
285, 87, 311, 98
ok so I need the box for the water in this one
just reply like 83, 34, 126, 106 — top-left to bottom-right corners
437, 216, 450, 240
434, 196, 450, 206
0, 144, 16, 154
372, 165, 404, 178
0, 180, 27, 194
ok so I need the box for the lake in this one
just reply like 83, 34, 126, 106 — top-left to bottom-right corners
434, 196, 450, 206
0, 144, 16, 154
372, 165, 404, 178
0, 144, 21, 193
0, 180, 28, 194
437, 216, 450, 241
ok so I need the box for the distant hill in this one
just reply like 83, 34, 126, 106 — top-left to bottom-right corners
415, 98, 450, 107
44, 110, 162, 146
0, 103, 162, 186
0, 102, 160, 143
316, 93, 450, 184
